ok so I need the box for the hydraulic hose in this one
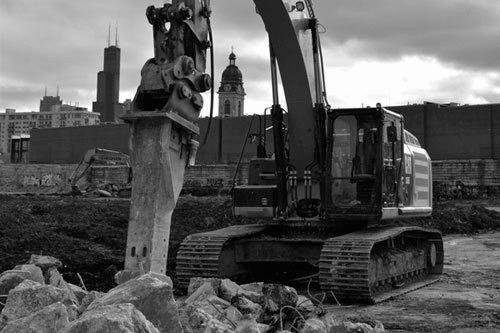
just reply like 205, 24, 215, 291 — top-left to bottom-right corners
202, 0, 215, 145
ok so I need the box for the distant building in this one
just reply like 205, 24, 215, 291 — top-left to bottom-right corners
218, 51, 245, 117
0, 106, 100, 160
39, 91, 62, 112
29, 102, 500, 164
92, 30, 122, 123
10, 134, 30, 164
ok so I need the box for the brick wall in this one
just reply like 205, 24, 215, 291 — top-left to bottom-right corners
432, 160, 500, 187
90, 166, 131, 186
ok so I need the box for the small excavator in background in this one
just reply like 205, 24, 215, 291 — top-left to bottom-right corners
175, 0, 443, 304
69, 148, 131, 195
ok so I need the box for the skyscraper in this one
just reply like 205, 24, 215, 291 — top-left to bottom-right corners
39, 87, 62, 112
92, 27, 122, 123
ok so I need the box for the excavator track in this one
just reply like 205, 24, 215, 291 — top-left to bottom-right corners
319, 226, 444, 304
176, 225, 267, 288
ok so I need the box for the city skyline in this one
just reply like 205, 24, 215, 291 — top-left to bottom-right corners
1, 0, 500, 115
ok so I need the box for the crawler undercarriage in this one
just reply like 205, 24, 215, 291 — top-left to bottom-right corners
177, 224, 443, 304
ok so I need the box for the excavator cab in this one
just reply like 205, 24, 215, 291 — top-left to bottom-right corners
234, 106, 432, 225
327, 106, 411, 222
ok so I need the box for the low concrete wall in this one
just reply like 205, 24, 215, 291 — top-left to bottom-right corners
0, 163, 249, 195
183, 164, 249, 195
1, 160, 498, 196
0, 164, 77, 194
432, 159, 500, 198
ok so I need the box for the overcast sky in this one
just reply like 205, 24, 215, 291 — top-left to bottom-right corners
1, 0, 500, 115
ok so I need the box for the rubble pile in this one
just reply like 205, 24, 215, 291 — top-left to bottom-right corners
0, 255, 385, 332
74, 183, 132, 198
179, 278, 385, 333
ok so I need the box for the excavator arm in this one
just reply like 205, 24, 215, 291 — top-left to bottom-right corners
118, 0, 329, 283
69, 148, 130, 193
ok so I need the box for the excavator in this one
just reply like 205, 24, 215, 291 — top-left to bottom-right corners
68, 148, 130, 195
125, 0, 443, 304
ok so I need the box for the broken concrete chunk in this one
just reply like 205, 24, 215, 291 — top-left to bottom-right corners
1, 302, 69, 333
321, 315, 385, 333
0, 280, 74, 324
235, 317, 259, 333
232, 296, 263, 319
222, 305, 243, 327
344, 320, 385, 333
46, 267, 64, 286
235, 317, 271, 333
28, 255, 62, 271
0, 270, 32, 309
300, 318, 327, 333
86, 272, 181, 333
66, 303, 79, 322
220, 278, 242, 301
78, 290, 105, 314
45, 268, 78, 305
62, 303, 160, 333
180, 306, 233, 333
262, 284, 298, 310
219, 279, 264, 305
190, 295, 233, 321
240, 282, 264, 295
185, 281, 218, 304
13, 264, 45, 284
114, 269, 142, 285
67, 283, 88, 304
187, 277, 222, 297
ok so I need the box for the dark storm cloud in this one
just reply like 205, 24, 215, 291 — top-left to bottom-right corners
316, 0, 500, 70
1, 0, 500, 112
212, 0, 500, 71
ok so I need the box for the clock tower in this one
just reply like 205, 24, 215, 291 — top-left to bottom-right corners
218, 51, 245, 117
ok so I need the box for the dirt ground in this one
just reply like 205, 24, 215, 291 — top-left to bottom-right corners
323, 232, 500, 332
0, 194, 499, 331
0, 195, 252, 291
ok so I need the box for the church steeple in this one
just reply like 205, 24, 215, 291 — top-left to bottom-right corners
229, 50, 236, 66
218, 50, 245, 117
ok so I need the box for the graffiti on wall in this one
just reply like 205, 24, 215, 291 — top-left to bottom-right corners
21, 173, 63, 187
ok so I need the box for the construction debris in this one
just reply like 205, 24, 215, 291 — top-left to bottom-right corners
64, 303, 159, 333
0, 279, 76, 328
86, 273, 182, 333
28, 254, 63, 271
179, 277, 385, 333
0, 255, 387, 333
1, 302, 69, 333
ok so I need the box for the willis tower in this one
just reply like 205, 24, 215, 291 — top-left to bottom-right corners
93, 26, 122, 123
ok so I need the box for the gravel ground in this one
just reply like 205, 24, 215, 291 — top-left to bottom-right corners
324, 232, 500, 332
